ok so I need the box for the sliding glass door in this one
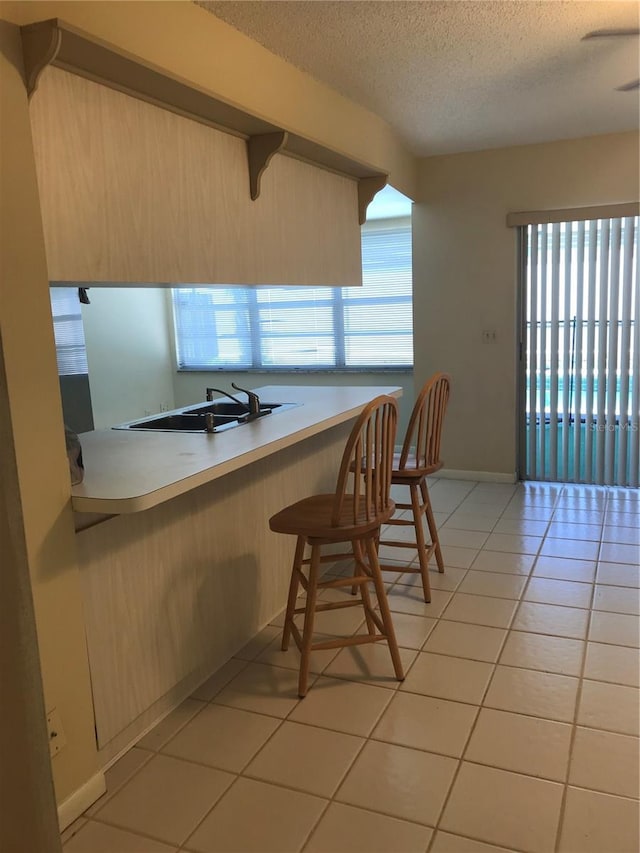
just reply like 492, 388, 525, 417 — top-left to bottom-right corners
519, 215, 639, 487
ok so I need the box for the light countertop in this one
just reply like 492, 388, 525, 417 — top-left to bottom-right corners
72, 385, 402, 514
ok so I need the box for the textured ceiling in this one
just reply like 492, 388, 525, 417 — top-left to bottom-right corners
198, 0, 639, 156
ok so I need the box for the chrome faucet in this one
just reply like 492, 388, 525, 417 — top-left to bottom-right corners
231, 383, 261, 416
206, 386, 247, 407
205, 384, 264, 419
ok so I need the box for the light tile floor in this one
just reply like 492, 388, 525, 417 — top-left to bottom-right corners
62, 480, 640, 853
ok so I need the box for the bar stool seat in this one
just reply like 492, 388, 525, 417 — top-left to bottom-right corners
271, 494, 385, 540
269, 395, 404, 697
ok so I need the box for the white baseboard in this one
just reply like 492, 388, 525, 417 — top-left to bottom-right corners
391, 450, 517, 485
57, 770, 106, 831
437, 469, 517, 484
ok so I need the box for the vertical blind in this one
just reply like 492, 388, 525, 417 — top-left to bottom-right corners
522, 216, 639, 487
171, 217, 413, 371
49, 288, 89, 376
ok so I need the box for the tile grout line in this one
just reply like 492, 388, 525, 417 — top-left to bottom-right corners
183, 556, 409, 853
296, 686, 399, 853
87, 662, 263, 848
423, 483, 526, 853
416, 485, 482, 853
87, 699, 212, 820
282, 633, 397, 853
425, 481, 566, 852
552, 483, 608, 853
68, 481, 638, 852
88, 697, 232, 851
241, 499, 480, 852
87, 811, 201, 851
177, 677, 299, 852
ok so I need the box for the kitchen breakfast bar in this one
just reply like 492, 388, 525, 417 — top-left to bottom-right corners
72, 386, 401, 766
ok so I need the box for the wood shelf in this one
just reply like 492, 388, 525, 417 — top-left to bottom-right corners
20, 18, 387, 223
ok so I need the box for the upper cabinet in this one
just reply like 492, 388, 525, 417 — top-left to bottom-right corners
23, 19, 388, 286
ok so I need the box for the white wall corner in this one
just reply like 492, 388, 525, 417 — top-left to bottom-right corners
57, 771, 106, 831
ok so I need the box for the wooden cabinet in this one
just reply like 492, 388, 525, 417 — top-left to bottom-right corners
23, 19, 388, 287
30, 68, 361, 286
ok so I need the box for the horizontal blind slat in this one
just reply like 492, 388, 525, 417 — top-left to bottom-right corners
49, 288, 89, 375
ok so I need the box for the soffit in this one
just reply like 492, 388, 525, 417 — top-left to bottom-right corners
198, 0, 640, 156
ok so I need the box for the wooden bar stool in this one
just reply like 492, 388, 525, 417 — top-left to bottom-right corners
269, 395, 404, 697
377, 373, 451, 603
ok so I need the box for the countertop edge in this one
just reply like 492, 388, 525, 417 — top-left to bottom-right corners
71, 386, 402, 514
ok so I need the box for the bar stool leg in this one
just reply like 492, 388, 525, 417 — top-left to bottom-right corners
298, 543, 321, 697
353, 539, 376, 635
421, 479, 444, 573
350, 541, 359, 596
365, 536, 404, 681
282, 536, 306, 651
411, 483, 432, 603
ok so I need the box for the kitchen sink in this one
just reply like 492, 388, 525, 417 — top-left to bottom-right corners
113, 401, 298, 433
121, 413, 238, 432
183, 401, 284, 417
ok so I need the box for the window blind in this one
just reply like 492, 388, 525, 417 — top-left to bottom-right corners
172, 217, 413, 371
49, 288, 89, 376
522, 216, 639, 487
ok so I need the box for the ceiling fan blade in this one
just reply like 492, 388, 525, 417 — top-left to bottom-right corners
615, 78, 640, 91
582, 28, 640, 40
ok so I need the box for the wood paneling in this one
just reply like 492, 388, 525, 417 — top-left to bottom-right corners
29, 67, 363, 286
20, 18, 388, 188
76, 422, 351, 748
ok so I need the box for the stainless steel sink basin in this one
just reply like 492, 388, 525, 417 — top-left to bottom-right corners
183, 402, 283, 417
113, 401, 298, 433
179, 400, 282, 418
122, 413, 238, 432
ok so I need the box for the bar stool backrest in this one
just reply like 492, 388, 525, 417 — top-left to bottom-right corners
399, 373, 451, 474
333, 395, 398, 528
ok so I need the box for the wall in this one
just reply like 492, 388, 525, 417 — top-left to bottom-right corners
0, 19, 100, 816
81, 288, 175, 428
0, 341, 61, 853
413, 131, 640, 479
0, 0, 416, 818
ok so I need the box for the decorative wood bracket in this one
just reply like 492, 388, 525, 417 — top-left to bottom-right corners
358, 175, 389, 224
19, 18, 391, 217
20, 18, 62, 98
247, 132, 289, 200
